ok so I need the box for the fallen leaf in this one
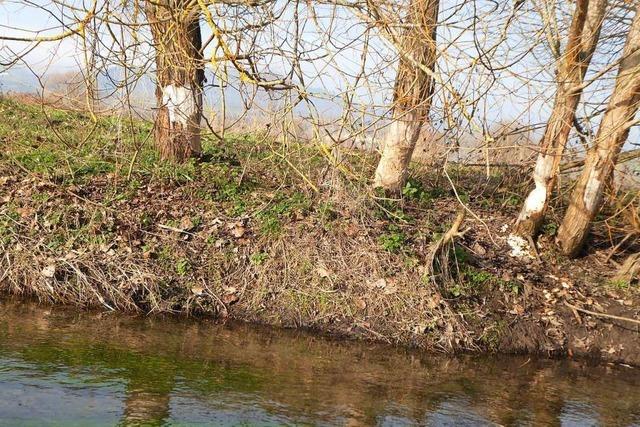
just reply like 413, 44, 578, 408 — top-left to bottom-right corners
509, 304, 524, 316
383, 284, 398, 295
230, 225, 245, 238
316, 266, 331, 279
471, 242, 486, 256
355, 298, 367, 310
41, 265, 56, 278
344, 223, 360, 238
223, 293, 240, 304
413, 323, 429, 334
223, 286, 237, 294
427, 294, 441, 309
370, 278, 387, 289
180, 216, 195, 231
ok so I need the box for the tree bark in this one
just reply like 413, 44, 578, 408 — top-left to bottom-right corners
557, 4, 640, 257
373, 0, 440, 192
514, 0, 607, 237
146, 0, 205, 162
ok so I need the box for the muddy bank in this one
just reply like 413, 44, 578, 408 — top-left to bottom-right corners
1, 97, 639, 366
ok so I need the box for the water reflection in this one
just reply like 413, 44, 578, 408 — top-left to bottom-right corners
0, 301, 639, 426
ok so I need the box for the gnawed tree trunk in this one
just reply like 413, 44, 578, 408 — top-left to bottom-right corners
614, 252, 640, 284
146, 0, 204, 162
373, 0, 440, 192
557, 4, 640, 257
514, 0, 606, 237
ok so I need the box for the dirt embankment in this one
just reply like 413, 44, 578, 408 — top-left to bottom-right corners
1, 96, 639, 365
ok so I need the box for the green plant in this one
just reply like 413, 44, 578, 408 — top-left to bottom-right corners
256, 192, 311, 236
608, 279, 631, 290
402, 179, 423, 200
175, 258, 191, 276
542, 221, 558, 236
379, 225, 406, 252
464, 268, 492, 286
503, 194, 521, 207
317, 201, 338, 222
401, 179, 444, 205
250, 251, 268, 266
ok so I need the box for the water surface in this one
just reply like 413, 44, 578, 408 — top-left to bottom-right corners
0, 301, 639, 426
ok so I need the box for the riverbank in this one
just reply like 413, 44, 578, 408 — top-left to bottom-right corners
1, 95, 639, 365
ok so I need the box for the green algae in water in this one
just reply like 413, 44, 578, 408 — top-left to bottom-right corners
0, 301, 639, 426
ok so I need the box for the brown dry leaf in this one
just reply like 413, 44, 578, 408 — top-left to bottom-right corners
230, 225, 245, 238
383, 284, 398, 295
16, 207, 34, 219
509, 304, 525, 316
355, 298, 367, 310
223, 293, 240, 304
316, 266, 331, 279
191, 286, 204, 296
427, 294, 441, 309
370, 278, 387, 289
344, 222, 360, 238
413, 324, 428, 334
180, 216, 195, 231
41, 265, 56, 278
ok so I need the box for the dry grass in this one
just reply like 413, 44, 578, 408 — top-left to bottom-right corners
2, 95, 640, 360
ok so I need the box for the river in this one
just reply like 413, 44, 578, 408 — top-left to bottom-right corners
0, 300, 639, 426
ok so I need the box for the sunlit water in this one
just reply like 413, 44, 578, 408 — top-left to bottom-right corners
0, 301, 639, 426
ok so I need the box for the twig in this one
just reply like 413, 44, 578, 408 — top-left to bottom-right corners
565, 300, 640, 326
157, 224, 196, 236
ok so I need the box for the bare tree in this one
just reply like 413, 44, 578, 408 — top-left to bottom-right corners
145, 0, 205, 162
373, 0, 440, 193
557, 3, 640, 257
514, 0, 607, 238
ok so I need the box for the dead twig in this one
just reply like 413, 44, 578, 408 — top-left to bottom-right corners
565, 300, 640, 326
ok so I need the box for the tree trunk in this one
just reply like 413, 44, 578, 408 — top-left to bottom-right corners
514, 0, 606, 237
146, 0, 205, 162
557, 4, 640, 257
373, 0, 440, 192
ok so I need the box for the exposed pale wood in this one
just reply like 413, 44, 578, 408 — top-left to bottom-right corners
374, 0, 440, 192
515, 0, 607, 238
558, 3, 640, 257
146, 0, 204, 162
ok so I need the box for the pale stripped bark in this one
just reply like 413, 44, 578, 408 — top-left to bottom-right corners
146, 0, 204, 162
557, 4, 640, 257
373, 0, 440, 192
515, 0, 607, 237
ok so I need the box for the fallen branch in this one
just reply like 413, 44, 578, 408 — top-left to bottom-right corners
564, 300, 640, 326
157, 224, 196, 236
426, 210, 467, 288
561, 148, 640, 173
